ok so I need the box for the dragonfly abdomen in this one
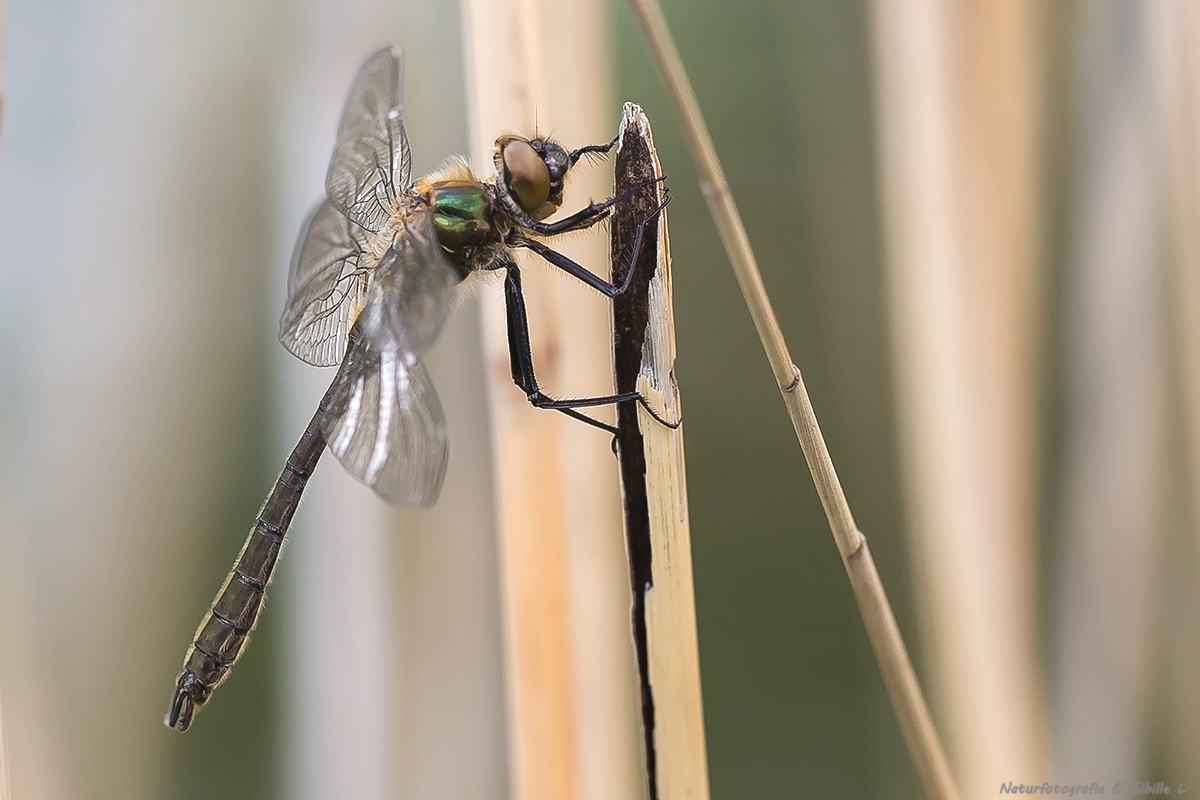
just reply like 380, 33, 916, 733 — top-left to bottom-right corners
166, 407, 328, 731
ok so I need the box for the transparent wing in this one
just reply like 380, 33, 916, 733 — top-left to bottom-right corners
279, 200, 372, 367
326, 46, 412, 233
356, 208, 459, 357
322, 334, 449, 508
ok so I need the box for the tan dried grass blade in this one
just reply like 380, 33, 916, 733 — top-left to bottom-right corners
611, 103, 710, 800
462, 4, 579, 795
461, 2, 641, 799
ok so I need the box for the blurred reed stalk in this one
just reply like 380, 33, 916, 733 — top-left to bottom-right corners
1155, 0, 1200, 576
1051, 1, 1163, 778
611, 104, 709, 800
1148, 0, 1200, 769
1, 6, 17, 800
625, 1, 959, 798
461, 2, 645, 799
0, 2, 7, 794
1, 0, 6, 130
0, 680, 10, 800
867, 0, 1047, 794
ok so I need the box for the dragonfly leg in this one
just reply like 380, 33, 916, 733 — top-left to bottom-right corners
568, 136, 619, 166
501, 261, 678, 434
494, 172, 666, 239
520, 175, 668, 237
516, 190, 670, 299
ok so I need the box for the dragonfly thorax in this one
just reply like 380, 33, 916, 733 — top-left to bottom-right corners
415, 139, 577, 279
428, 182, 493, 256
407, 160, 500, 277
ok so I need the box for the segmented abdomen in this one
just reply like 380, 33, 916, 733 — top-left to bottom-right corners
165, 406, 327, 731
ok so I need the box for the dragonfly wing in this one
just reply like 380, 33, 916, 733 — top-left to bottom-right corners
356, 208, 459, 356
279, 200, 371, 366
326, 46, 412, 233
322, 335, 449, 508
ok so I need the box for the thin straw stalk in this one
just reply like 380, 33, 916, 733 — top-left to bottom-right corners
624, 1, 959, 798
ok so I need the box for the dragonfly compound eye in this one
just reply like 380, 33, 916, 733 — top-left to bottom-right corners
502, 138, 551, 215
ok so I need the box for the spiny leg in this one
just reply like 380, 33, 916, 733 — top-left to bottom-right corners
501, 260, 679, 434
568, 136, 618, 165
502, 262, 637, 436
516, 192, 669, 298
500, 174, 667, 238
528, 176, 667, 236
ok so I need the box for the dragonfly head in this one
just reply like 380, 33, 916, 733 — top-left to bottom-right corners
495, 135, 571, 221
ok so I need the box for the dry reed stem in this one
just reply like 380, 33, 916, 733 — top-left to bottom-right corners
462, 2, 642, 798
535, 7, 649, 799
462, 4, 578, 797
625, 1, 959, 798
612, 104, 710, 800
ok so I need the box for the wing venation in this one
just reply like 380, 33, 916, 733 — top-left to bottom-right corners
322, 334, 449, 508
279, 201, 372, 366
325, 46, 413, 233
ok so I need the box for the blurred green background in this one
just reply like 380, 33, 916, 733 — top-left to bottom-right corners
614, 3, 920, 797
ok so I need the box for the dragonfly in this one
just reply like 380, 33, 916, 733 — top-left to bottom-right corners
165, 45, 668, 731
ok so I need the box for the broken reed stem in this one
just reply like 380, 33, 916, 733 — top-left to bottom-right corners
624, 1, 960, 798
612, 104, 710, 800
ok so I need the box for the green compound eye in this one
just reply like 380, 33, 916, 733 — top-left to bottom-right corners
502, 139, 551, 214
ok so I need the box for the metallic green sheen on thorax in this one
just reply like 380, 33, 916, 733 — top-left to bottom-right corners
429, 184, 494, 273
